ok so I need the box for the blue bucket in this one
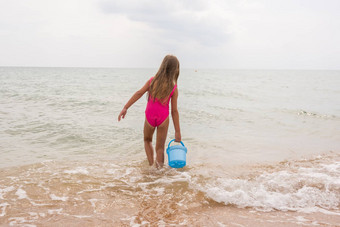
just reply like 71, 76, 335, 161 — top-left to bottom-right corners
166, 139, 187, 168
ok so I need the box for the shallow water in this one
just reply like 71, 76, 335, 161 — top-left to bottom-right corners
0, 154, 339, 226
0, 67, 339, 226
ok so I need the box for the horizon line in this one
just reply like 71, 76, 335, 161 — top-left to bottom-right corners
0, 65, 339, 71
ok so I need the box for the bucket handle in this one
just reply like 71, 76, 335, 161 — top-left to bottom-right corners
167, 139, 185, 148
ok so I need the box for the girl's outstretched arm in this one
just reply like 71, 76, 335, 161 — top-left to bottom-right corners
171, 88, 181, 142
118, 80, 149, 121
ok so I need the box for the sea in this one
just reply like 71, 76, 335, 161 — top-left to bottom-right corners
0, 67, 339, 226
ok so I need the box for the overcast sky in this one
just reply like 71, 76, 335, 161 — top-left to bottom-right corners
0, 0, 339, 69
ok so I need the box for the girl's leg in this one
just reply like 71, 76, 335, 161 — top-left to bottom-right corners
144, 118, 155, 166
155, 117, 169, 168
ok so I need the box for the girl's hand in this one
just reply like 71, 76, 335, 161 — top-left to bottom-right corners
118, 108, 127, 121
175, 131, 181, 142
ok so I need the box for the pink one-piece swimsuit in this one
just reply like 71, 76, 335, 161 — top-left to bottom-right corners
145, 77, 177, 127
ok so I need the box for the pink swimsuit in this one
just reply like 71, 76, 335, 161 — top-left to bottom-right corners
145, 77, 177, 127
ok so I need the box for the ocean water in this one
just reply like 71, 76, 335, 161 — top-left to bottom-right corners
0, 67, 339, 226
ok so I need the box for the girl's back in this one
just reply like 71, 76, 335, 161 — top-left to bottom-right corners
145, 76, 177, 128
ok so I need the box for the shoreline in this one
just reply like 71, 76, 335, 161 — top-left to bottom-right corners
1, 153, 339, 226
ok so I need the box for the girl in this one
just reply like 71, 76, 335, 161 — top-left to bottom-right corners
118, 55, 181, 168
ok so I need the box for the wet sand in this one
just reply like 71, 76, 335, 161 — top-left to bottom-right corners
1, 154, 339, 226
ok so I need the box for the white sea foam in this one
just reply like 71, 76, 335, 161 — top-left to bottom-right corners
121, 168, 136, 178
153, 187, 165, 196
0, 202, 9, 217
64, 167, 89, 175
15, 188, 28, 200
28, 212, 38, 218
321, 162, 340, 173
295, 216, 309, 222
0, 186, 15, 199
296, 207, 340, 216
72, 214, 92, 218
217, 221, 228, 227
106, 169, 117, 174
120, 216, 142, 227
77, 186, 105, 195
137, 171, 191, 192
199, 161, 340, 212
50, 194, 68, 201
88, 198, 98, 208
8, 217, 36, 226
48, 208, 63, 215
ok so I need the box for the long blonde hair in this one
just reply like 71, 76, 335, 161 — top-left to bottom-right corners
149, 55, 180, 102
